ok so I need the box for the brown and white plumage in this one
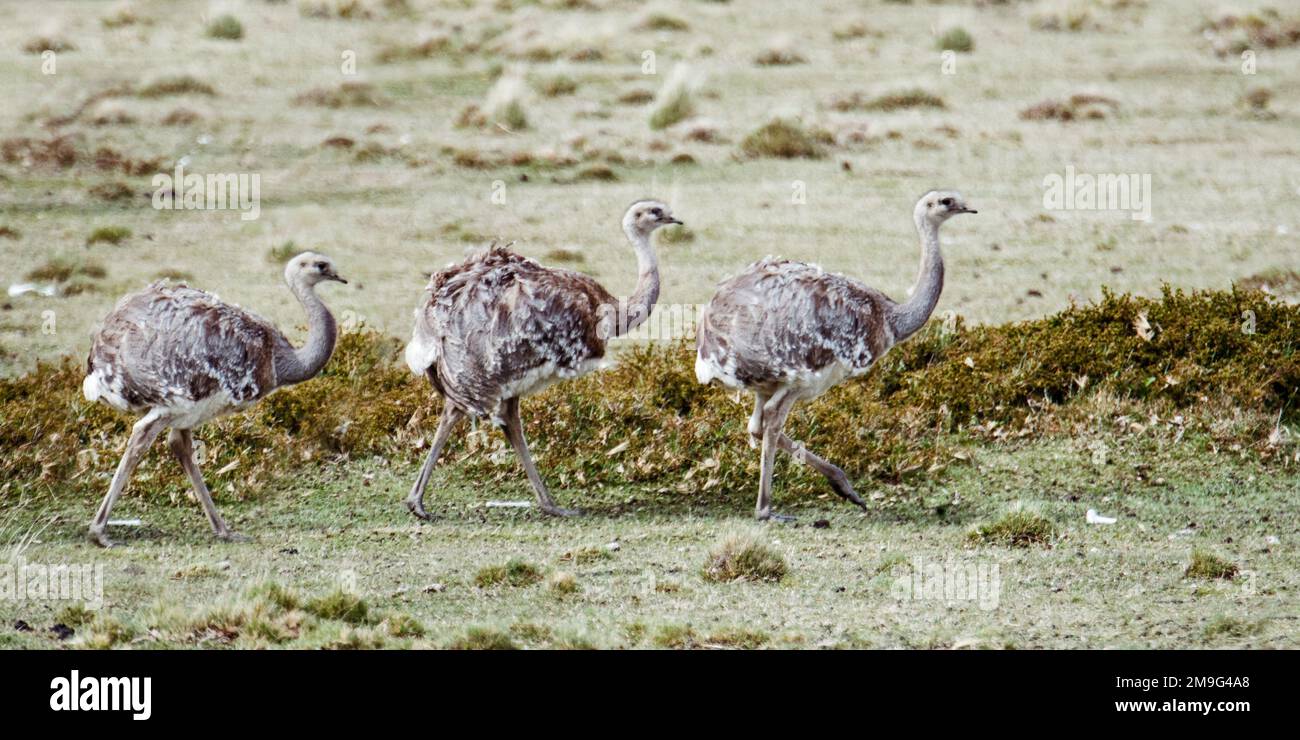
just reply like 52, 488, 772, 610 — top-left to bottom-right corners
82, 252, 347, 546
405, 245, 617, 422
403, 199, 681, 519
696, 191, 976, 520
84, 284, 280, 423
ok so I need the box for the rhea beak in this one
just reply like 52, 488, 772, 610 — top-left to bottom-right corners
326, 271, 348, 284
660, 217, 683, 226
954, 206, 977, 215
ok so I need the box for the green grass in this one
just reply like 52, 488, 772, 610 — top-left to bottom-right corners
474, 559, 544, 588
448, 627, 518, 650
1186, 550, 1240, 580
206, 15, 244, 41
0, 433, 1293, 649
967, 511, 1056, 548
937, 27, 973, 53
86, 225, 131, 245
648, 76, 695, 130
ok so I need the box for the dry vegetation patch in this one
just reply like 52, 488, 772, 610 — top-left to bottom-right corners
4, 288, 1300, 506
740, 118, 829, 159
828, 89, 946, 113
1020, 93, 1118, 121
294, 82, 389, 108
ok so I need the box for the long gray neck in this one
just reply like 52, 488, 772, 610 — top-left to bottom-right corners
273, 279, 338, 387
616, 226, 660, 338
888, 216, 944, 343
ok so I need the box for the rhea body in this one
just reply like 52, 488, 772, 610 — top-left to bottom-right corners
695, 191, 976, 520
403, 200, 681, 518
82, 252, 347, 546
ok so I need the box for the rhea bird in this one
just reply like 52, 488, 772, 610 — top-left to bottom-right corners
695, 191, 976, 521
403, 199, 681, 519
82, 253, 348, 546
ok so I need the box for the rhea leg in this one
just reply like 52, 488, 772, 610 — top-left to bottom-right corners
168, 429, 247, 541
746, 392, 770, 449
406, 403, 465, 520
89, 410, 168, 547
501, 397, 578, 517
777, 434, 868, 511
756, 391, 797, 522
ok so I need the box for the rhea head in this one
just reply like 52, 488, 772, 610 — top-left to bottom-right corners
285, 251, 348, 287
623, 199, 683, 238
914, 190, 977, 226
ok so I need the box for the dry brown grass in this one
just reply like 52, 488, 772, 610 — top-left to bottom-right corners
1020, 94, 1118, 121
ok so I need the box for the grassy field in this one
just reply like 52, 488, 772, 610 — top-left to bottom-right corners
1, 0, 1298, 372
2, 1, 1299, 648
3, 434, 1296, 649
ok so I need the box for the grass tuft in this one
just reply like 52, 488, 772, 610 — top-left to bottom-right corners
206, 14, 244, 40
648, 68, 696, 130
137, 75, 216, 98
1202, 615, 1264, 640
558, 546, 611, 565
26, 258, 107, 283
829, 88, 946, 112
937, 27, 974, 52
475, 559, 544, 588
304, 588, 370, 624
86, 226, 132, 246
638, 13, 690, 32
1186, 550, 1239, 580
483, 74, 529, 130
705, 627, 770, 649
448, 627, 518, 650
23, 36, 76, 54
1021, 94, 1118, 121
294, 82, 387, 108
968, 511, 1056, 548
702, 532, 787, 583
548, 571, 580, 595
754, 45, 807, 66
657, 225, 695, 245
544, 248, 585, 264
536, 74, 578, 97
653, 624, 699, 649
376, 34, 452, 63
740, 118, 825, 159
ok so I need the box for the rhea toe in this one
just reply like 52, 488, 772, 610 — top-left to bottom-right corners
696, 191, 975, 521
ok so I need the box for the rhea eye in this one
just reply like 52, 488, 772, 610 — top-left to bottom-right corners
940, 198, 953, 207
651, 208, 662, 217
315, 261, 327, 270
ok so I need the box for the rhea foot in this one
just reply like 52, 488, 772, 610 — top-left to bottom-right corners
540, 503, 582, 517
88, 526, 115, 548
406, 497, 433, 521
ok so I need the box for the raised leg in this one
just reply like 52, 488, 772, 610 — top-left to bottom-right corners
777, 434, 868, 511
88, 410, 168, 547
756, 392, 797, 522
501, 397, 578, 517
168, 429, 247, 542
406, 403, 465, 520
